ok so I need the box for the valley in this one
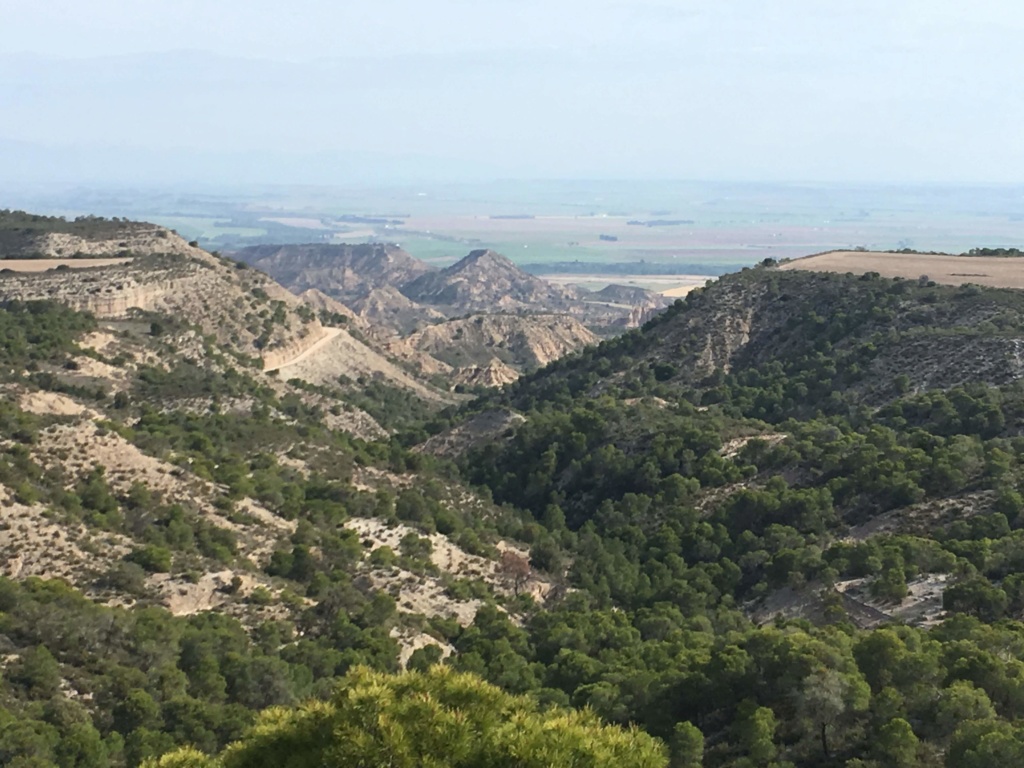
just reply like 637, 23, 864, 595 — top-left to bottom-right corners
3, 210, 1024, 766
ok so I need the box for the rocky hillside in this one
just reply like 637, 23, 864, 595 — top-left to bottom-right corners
11, 240, 1024, 766
0, 247, 327, 369
0, 210, 198, 259
236, 243, 431, 303
235, 242, 670, 334
509, 267, 1024, 413
297, 287, 365, 328
348, 285, 447, 334
401, 249, 585, 314
394, 313, 599, 371
228, 244, 623, 386
0, 224, 460, 406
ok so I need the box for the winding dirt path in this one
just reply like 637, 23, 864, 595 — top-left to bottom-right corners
265, 327, 345, 373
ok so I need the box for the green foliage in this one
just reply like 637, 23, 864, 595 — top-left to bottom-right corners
339, 378, 441, 436
152, 666, 669, 768
12, 263, 1024, 767
0, 577, 398, 766
0, 300, 96, 376
439, 268, 1024, 765
0, 210, 140, 238
127, 545, 174, 574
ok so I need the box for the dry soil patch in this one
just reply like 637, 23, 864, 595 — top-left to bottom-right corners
780, 251, 1024, 289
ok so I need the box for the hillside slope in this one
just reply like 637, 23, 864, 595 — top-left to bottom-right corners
401, 249, 584, 314
0, 230, 457, 403
12, 249, 1024, 766
0, 210, 198, 259
0, 287, 559, 766
506, 267, 1024, 415
235, 243, 431, 301
396, 313, 599, 371
238, 242, 670, 335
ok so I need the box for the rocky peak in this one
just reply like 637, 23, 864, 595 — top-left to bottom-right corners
452, 249, 517, 272
401, 248, 579, 314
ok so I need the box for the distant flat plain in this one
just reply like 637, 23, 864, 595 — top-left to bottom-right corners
543, 273, 711, 296
779, 251, 1024, 289
21, 181, 1024, 280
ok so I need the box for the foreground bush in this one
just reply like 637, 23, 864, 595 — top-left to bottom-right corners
148, 665, 669, 768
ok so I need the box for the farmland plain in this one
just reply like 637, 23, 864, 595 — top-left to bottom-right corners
10, 180, 1024, 278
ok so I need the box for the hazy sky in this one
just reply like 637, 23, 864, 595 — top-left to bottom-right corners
2, 0, 1024, 184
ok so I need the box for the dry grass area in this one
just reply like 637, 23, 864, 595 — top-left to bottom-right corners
837, 575, 949, 628
269, 326, 454, 404
0, 489, 132, 583
720, 433, 788, 459
33, 419, 295, 563
661, 284, 704, 298
347, 517, 554, 630
780, 251, 1024, 289
0, 258, 133, 272
19, 391, 95, 418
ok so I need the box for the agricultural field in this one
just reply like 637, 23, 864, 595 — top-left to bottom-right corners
780, 250, 1024, 289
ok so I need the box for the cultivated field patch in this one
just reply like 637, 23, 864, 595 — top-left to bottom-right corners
780, 250, 1024, 289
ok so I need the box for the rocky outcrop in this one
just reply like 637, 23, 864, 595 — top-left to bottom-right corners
234, 242, 672, 334
401, 249, 584, 315
452, 359, 521, 388
0, 251, 325, 367
235, 243, 431, 302
349, 285, 447, 333
397, 313, 598, 371
0, 220, 201, 260
259, 325, 335, 371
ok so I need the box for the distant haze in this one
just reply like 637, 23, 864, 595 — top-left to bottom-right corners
2, 1, 1024, 185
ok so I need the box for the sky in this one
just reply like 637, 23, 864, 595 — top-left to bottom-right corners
2, 0, 1024, 185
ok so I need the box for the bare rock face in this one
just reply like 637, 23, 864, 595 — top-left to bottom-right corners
0, 246, 327, 368
452, 359, 521, 389
401, 249, 584, 315
235, 243, 431, 303
348, 285, 447, 334
266, 325, 455, 403
233, 242, 672, 336
400, 313, 598, 372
